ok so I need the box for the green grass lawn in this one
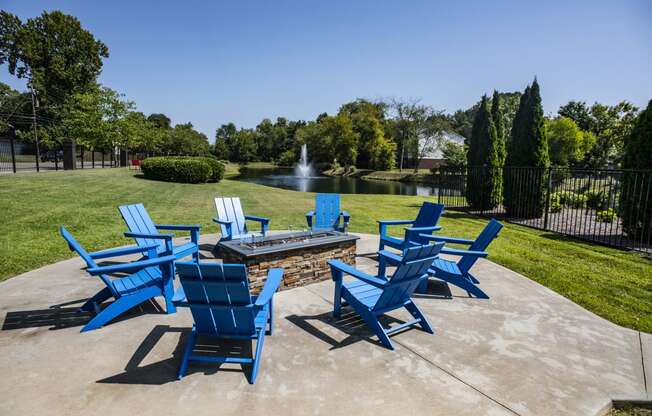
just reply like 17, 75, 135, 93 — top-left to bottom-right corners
1, 168, 651, 333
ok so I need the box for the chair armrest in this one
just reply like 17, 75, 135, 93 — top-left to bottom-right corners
377, 219, 414, 225
155, 224, 201, 231
89, 243, 160, 259
405, 225, 442, 233
341, 211, 350, 220
440, 247, 488, 258
377, 250, 402, 278
124, 232, 174, 240
212, 217, 232, 225
87, 254, 176, 276
245, 215, 270, 224
328, 260, 387, 288
417, 234, 474, 245
378, 250, 402, 266
255, 268, 284, 307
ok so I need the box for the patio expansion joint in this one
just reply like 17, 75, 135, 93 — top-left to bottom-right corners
639, 331, 649, 397
302, 283, 523, 416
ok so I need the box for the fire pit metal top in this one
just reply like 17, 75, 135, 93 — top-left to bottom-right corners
217, 231, 359, 258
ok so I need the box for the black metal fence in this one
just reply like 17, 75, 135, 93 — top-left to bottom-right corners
431, 166, 652, 254
0, 136, 120, 173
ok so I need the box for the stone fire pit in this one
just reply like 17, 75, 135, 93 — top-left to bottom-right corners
216, 230, 359, 292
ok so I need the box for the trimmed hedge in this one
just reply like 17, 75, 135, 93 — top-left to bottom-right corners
141, 156, 224, 184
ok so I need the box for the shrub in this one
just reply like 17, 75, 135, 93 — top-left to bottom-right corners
192, 157, 224, 182
585, 190, 609, 210
596, 208, 617, 223
141, 156, 216, 184
552, 191, 587, 208
549, 192, 562, 213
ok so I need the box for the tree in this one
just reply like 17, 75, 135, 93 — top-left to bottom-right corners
545, 117, 595, 167
0, 11, 108, 106
295, 114, 358, 167
491, 90, 506, 165
338, 99, 395, 170
466, 95, 502, 210
228, 128, 257, 163
504, 79, 550, 218
449, 92, 521, 141
254, 118, 275, 161
387, 98, 421, 171
163, 123, 211, 156
441, 141, 467, 169
620, 99, 652, 242
558, 100, 638, 167
61, 85, 131, 151
147, 113, 171, 130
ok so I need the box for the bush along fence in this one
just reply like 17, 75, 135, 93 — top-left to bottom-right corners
432, 166, 652, 254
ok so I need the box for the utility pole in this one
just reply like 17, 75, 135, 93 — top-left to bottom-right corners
29, 84, 40, 172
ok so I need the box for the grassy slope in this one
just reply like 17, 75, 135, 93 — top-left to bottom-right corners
1, 168, 651, 332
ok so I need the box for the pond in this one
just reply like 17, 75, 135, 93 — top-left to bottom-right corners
235, 167, 443, 196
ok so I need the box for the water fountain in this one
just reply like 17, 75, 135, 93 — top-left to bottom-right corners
295, 144, 313, 178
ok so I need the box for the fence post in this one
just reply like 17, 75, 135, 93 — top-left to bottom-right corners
101, 151, 104, 168
437, 169, 442, 205
543, 167, 552, 230
92, 150, 95, 168
9, 130, 17, 173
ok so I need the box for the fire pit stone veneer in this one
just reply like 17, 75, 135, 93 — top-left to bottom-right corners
216, 231, 359, 293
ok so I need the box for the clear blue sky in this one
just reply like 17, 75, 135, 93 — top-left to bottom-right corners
2, 0, 651, 140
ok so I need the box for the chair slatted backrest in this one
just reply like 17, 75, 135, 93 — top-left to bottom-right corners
215, 197, 247, 238
314, 193, 341, 230
59, 226, 117, 297
119, 203, 161, 250
458, 219, 503, 274
409, 202, 445, 245
373, 243, 444, 311
176, 262, 256, 337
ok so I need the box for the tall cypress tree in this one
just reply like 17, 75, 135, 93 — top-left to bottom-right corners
620, 99, 652, 242
491, 90, 506, 165
466, 95, 501, 210
503, 79, 550, 218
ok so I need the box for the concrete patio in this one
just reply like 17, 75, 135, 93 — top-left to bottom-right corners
0, 232, 649, 416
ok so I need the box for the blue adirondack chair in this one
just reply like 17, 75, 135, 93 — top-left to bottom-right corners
119, 203, 200, 262
174, 262, 283, 384
418, 218, 503, 298
305, 193, 350, 232
59, 226, 177, 332
328, 242, 444, 350
213, 197, 270, 241
377, 202, 444, 252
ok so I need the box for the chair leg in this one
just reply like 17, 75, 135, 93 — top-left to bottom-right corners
163, 275, 176, 314
178, 328, 197, 380
80, 293, 148, 332
404, 300, 434, 334
432, 273, 490, 299
267, 298, 273, 336
361, 311, 394, 350
79, 287, 113, 312
333, 278, 343, 319
249, 329, 266, 384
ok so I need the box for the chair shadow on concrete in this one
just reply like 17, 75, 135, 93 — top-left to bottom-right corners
286, 308, 407, 351
2, 297, 164, 331
97, 325, 254, 385
412, 279, 454, 299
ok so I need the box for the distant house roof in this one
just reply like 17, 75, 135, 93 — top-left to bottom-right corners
419, 131, 465, 160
